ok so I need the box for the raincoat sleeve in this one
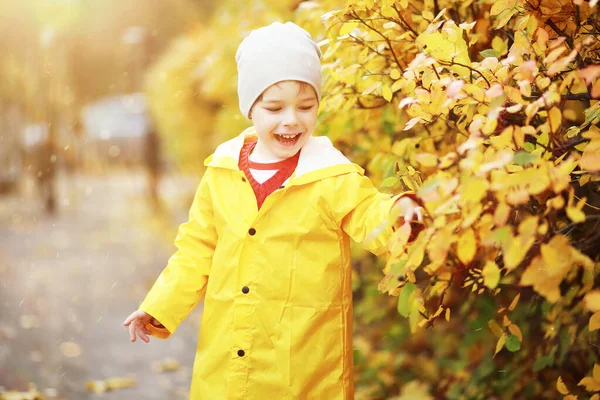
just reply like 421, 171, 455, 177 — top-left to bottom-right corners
329, 172, 419, 256
139, 170, 217, 338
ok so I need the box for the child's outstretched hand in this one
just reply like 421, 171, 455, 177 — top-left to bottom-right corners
395, 196, 424, 225
393, 196, 426, 242
123, 310, 160, 343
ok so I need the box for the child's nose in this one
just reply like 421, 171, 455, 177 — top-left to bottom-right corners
282, 109, 299, 126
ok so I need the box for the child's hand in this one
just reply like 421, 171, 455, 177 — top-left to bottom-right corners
393, 196, 425, 242
123, 310, 160, 343
395, 196, 424, 225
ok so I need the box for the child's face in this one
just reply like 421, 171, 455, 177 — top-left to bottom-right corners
250, 81, 318, 159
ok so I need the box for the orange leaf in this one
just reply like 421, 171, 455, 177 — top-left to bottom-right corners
578, 376, 600, 392
557, 377, 569, 395
509, 324, 523, 342
509, 293, 521, 311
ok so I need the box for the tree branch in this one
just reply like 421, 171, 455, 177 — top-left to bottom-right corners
351, 12, 407, 70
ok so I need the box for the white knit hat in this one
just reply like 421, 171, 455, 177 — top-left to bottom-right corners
235, 22, 323, 119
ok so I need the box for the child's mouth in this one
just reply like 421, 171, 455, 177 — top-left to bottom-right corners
275, 133, 302, 147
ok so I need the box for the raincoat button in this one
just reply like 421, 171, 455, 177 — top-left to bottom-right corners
279, 185, 285, 189
241, 177, 246, 182
242, 286, 250, 294
248, 228, 256, 236
238, 349, 245, 357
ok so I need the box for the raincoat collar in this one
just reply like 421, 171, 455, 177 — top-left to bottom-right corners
204, 127, 364, 186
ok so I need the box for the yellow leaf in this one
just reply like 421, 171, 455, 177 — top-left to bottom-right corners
513, 126, 525, 148
445, 307, 451, 321
492, 36, 508, 55
548, 107, 562, 133
566, 207, 586, 223
457, 228, 477, 265
581, 139, 600, 172
407, 229, 430, 269
494, 202, 511, 226
548, 196, 565, 209
495, 8, 518, 29
427, 228, 454, 269
547, 49, 578, 76
522, 236, 593, 302
504, 217, 538, 271
422, 10, 434, 20
415, 153, 438, 167
489, 319, 504, 337
482, 118, 498, 135
544, 46, 567, 64
482, 260, 500, 289
557, 377, 569, 395
339, 21, 358, 36
390, 69, 401, 80
490, 126, 515, 150
491, 0, 513, 16
106, 377, 137, 390
387, 221, 412, 257
578, 376, 600, 392
584, 291, 600, 313
391, 79, 405, 93
594, 363, 600, 383
461, 178, 489, 204
494, 334, 507, 357
590, 311, 600, 332
382, 85, 393, 102
381, 5, 396, 18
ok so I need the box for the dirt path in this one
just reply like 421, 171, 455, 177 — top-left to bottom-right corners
0, 170, 203, 399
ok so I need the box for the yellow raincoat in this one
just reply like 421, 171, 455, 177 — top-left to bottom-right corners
140, 127, 407, 399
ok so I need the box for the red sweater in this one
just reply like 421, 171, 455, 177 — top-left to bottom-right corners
238, 138, 300, 210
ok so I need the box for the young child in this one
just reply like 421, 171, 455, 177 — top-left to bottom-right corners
124, 21, 423, 399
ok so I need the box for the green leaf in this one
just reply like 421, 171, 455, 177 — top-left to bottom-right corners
381, 176, 399, 189
479, 49, 500, 58
397, 282, 416, 318
523, 142, 535, 152
533, 346, 557, 372
533, 355, 552, 372
505, 334, 521, 352
513, 151, 538, 166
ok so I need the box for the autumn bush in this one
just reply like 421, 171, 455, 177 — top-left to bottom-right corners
147, 0, 600, 398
